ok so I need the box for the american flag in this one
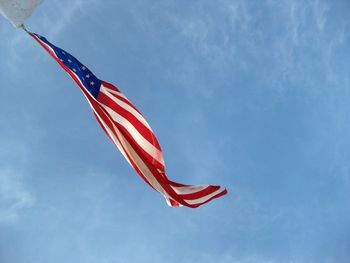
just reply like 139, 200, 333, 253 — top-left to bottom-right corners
27, 30, 227, 208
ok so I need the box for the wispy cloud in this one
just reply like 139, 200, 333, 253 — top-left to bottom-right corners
0, 168, 35, 224
166, 0, 251, 65
44, 0, 84, 39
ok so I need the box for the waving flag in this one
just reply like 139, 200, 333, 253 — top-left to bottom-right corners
26, 29, 227, 208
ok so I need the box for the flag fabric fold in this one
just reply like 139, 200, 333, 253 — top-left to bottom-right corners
27, 30, 227, 208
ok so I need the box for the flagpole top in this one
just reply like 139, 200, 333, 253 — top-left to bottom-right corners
18, 23, 28, 32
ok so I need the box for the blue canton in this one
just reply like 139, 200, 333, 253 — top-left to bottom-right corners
34, 34, 101, 98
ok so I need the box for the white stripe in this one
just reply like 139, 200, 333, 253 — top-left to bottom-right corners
185, 188, 224, 205
102, 85, 129, 101
100, 86, 153, 131
112, 122, 170, 198
171, 185, 208, 195
100, 103, 165, 167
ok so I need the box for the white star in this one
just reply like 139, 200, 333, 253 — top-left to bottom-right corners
90, 81, 95, 85
62, 51, 65, 55
68, 59, 72, 63
60, 59, 63, 62
82, 66, 86, 70
72, 68, 77, 72
86, 74, 90, 78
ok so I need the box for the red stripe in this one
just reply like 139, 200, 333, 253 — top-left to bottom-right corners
96, 98, 165, 171
101, 81, 120, 92
105, 91, 143, 115
106, 117, 165, 171
97, 92, 161, 151
101, 81, 143, 116
101, 82, 146, 117
190, 188, 228, 208
167, 198, 181, 207
179, 186, 221, 200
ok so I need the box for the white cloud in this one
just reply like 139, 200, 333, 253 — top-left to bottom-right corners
167, 0, 250, 64
45, 0, 83, 39
0, 168, 35, 224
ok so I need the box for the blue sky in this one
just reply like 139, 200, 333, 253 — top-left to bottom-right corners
0, 0, 349, 262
